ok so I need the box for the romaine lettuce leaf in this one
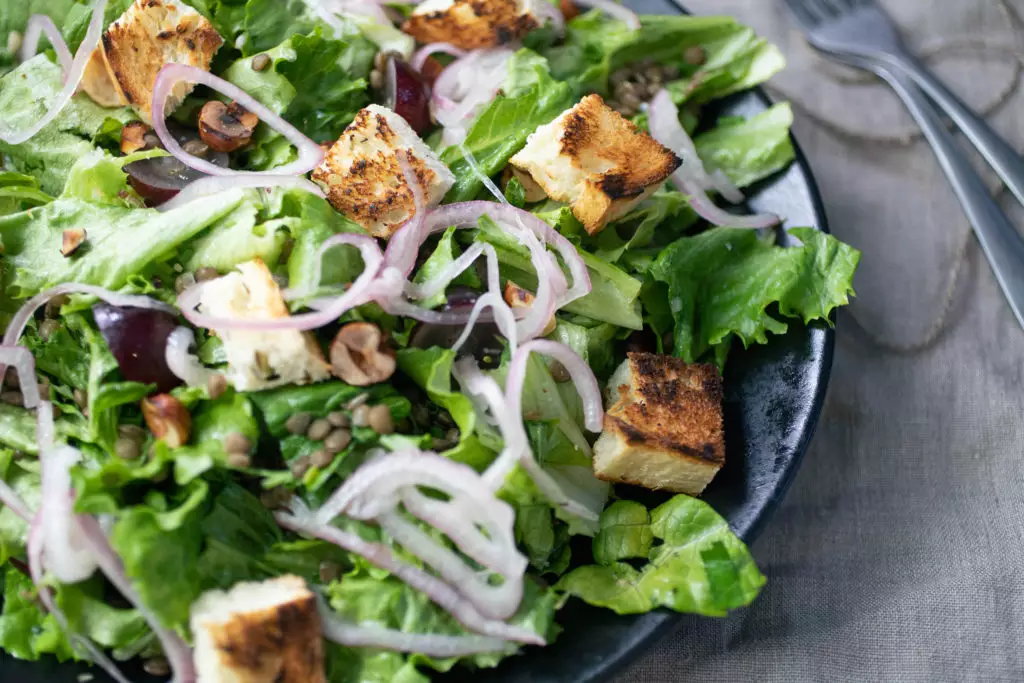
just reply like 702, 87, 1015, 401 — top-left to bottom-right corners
558, 494, 765, 615
0, 0, 77, 74
411, 226, 482, 310
0, 567, 75, 661
695, 103, 796, 189
0, 171, 246, 298
0, 171, 52, 216
0, 56, 134, 195
650, 227, 860, 362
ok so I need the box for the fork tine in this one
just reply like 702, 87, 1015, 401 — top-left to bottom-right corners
780, 0, 825, 29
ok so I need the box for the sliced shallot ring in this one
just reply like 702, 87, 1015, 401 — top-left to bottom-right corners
0, 0, 107, 145
410, 42, 468, 72
451, 291, 519, 356
647, 89, 779, 228
21, 15, 73, 77
506, 339, 604, 433
151, 64, 325, 177
165, 327, 217, 387
158, 175, 325, 212
0, 344, 41, 408
276, 510, 544, 645
574, 0, 641, 29
321, 611, 509, 657
27, 516, 134, 683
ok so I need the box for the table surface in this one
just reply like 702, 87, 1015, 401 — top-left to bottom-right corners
617, 1, 1024, 681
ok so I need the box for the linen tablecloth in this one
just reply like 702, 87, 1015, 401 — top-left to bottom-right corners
619, 0, 1024, 680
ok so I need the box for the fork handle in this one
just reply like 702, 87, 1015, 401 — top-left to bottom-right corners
882, 52, 1024, 207
867, 61, 1024, 328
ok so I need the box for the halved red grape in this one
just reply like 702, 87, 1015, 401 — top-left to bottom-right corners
385, 56, 432, 135
124, 125, 229, 207
92, 304, 182, 393
409, 287, 504, 368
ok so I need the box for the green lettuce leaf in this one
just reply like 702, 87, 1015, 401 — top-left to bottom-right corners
0, 567, 75, 661
0, 56, 134, 194
591, 500, 653, 566
0, 0, 77, 73
558, 494, 765, 615
411, 226, 482, 310
695, 103, 796, 189
0, 167, 246, 298
650, 227, 860, 362
0, 171, 52, 216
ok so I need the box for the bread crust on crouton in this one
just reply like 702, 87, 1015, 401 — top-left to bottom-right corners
82, 0, 222, 122
403, 0, 540, 50
312, 106, 454, 239
510, 95, 681, 235
593, 353, 725, 495
191, 576, 327, 683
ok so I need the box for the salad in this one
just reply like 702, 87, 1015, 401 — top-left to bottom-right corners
0, 0, 861, 681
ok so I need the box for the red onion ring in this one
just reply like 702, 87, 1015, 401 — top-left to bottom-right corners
165, 327, 217, 388
410, 42, 468, 73
533, 0, 566, 36
647, 89, 780, 228
40, 445, 97, 584
27, 515, 134, 683
313, 449, 527, 620
451, 291, 519, 355
1, 0, 107, 145
21, 14, 73, 78
320, 605, 508, 656
151, 64, 325, 177
505, 340, 603, 433
574, 0, 641, 29
78, 516, 197, 683
430, 49, 513, 146
0, 344, 41, 408
276, 508, 544, 645
157, 175, 325, 213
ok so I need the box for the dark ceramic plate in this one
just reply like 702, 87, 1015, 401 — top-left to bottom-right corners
1, 0, 833, 681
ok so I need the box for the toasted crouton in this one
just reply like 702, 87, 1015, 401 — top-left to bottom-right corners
197, 259, 331, 392
509, 94, 681, 235
312, 105, 455, 239
592, 353, 725, 495
190, 575, 327, 683
81, 0, 222, 122
402, 0, 542, 50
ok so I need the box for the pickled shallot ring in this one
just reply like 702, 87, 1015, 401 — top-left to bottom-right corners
647, 90, 779, 228
410, 42, 468, 72
151, 64, 325, 177
0, 0, 107, 145
574, 0, 641, 29
20, 14, 73, 77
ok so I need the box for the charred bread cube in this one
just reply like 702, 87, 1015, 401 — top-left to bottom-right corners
311, 105, 456, 239
197, 259, 331, 392
509, 94, 681, 235
402, 0, 543, 50
81, 0, 223, 122
190, 575, 327, 683
592, 353, 725, 495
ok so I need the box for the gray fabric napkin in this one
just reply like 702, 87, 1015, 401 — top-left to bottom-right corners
618, 0, 1024, 680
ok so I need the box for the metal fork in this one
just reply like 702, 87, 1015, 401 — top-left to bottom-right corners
782, 0, 1024, 328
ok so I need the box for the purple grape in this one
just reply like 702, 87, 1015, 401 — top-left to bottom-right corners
92, 304, 181, 393
385, 56, 432, 135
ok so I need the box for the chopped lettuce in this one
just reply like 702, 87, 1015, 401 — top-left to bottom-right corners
559, 495, 765, 615
0, 57, 135, 194
695, 103, 796, 189
650, 227, 861, 363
